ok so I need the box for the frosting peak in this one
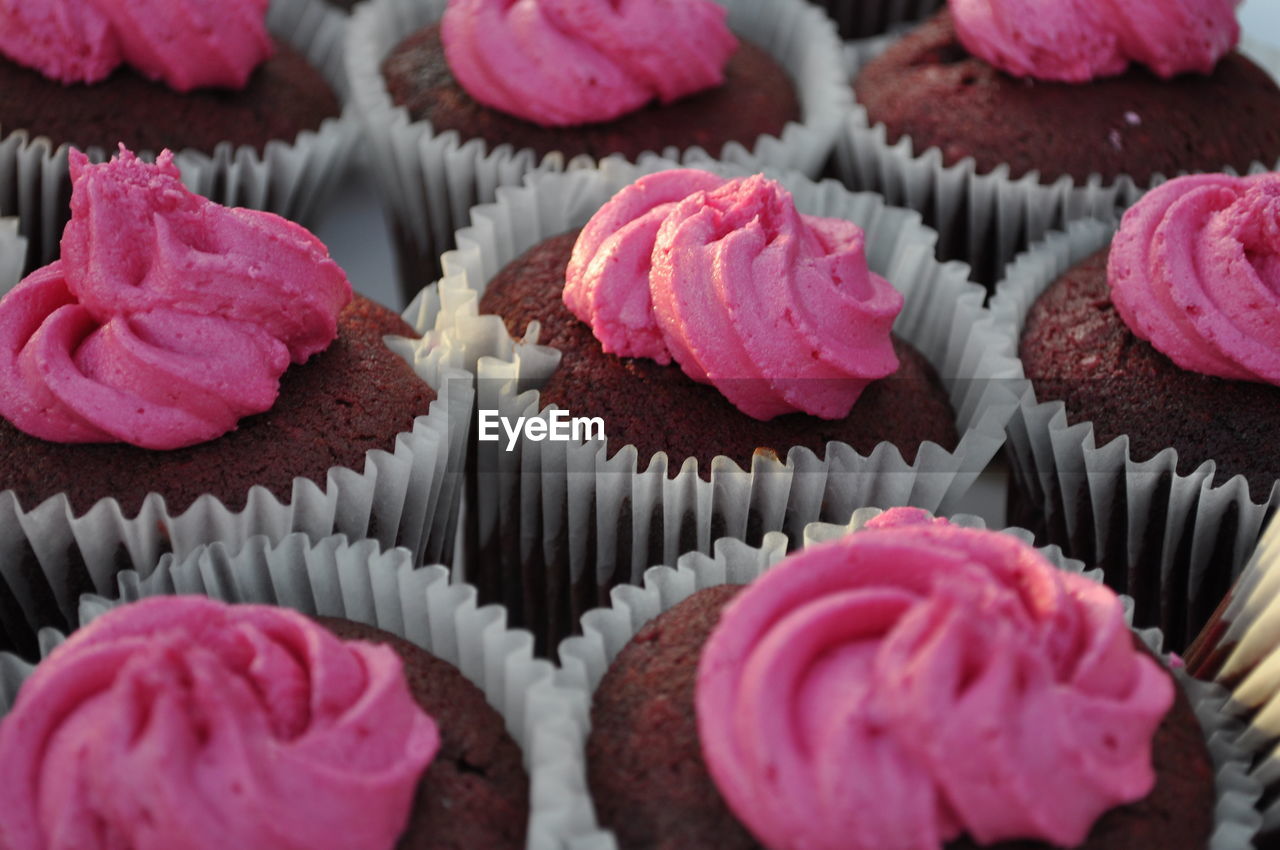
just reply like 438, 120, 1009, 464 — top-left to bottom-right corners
0, 0, 274, 91
564, 170, 903, 420
949, 0, 1239, 82
0, 597, 438, 850
697, 509, 1173, 850
0, 147, 352, 450
1109, 172, 1280, 386
441, 0, 738, 127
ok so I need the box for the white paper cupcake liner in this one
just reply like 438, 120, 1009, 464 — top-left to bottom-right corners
835, 31, 1280, 283
988, 218, 1280, 653
816, 0, 943, 39
0, 217, 22, 296
0, 533, 585, 850
549, 507, 1262, 850
0, 0, 360, 271
407, 155, 1017, 648
0, 324, 474, 659
345, 0, 852, 296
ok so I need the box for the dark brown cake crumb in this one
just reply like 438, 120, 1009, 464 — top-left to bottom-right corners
0, 295, 435, 517
854, 11, 1280, 184
589, 586, 1215, 850
477, 230, 960, 472
0, 38, 340, 155
381, 25, 801, 162
319, 618, 529, 850
1019, 248, 1280, 494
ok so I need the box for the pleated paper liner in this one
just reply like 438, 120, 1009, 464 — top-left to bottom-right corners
0, 533, 589, 850
0, 0, 360, 273
345, 0, 852, 300
550, 507, 1262, 850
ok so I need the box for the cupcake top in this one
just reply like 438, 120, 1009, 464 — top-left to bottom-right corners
0, 145, 352, 450
0, 596, 439, 850
561, 169, 904, 420
949, 0, 1240, 82
0, 0, 274, 91
1108, 171, 1280, 386
439, 0, 738, 127
696, 508, 1174, 849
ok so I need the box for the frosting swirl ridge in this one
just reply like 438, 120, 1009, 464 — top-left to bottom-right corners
0, 147, 352, 450
441, 0, 738, 127
949, 0, 1239, 82
0, 596, 439, 850
697, 509, 1174, 850
563, 169, 903, 420
1109, 172, 1280, 386
0, 0, 274, 91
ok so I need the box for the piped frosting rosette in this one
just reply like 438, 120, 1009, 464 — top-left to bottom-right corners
1109, 172, 1280, 386
0, 596, 438, 850
441, 0, 736, 127
0, 0, 274, 91
563, 170, 903, 420
0, 147, 351, 450
697, 511, 1172, 849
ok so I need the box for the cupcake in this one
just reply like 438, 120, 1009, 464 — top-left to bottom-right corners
839, 1, 1280, 281
0, 0, 357, 272
552, 507, 1260, 849
0, 533, 578, 849
418, 158, 1014, 650
0, 147, 470, 659
991, 171, 1280, 653
346, 0, 851, 298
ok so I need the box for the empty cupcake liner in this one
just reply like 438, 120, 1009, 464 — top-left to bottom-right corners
407, 155, 1016, 649
0, 0, 361, 272
0, 304, 474, 659
0, 532, 586, 850
814, 0, 944, 39
345, 0, 852, 296
549, 507, 1262, 850
988, 218, 1280, 653
835, 32, 1280, 284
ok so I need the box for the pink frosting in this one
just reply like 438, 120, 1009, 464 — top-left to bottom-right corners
949, 0, 1239, 82
440, 0, 738, 127
0, 0, 273, 91
0, 147, 351, 450
0, 596, 439, 850
1109, 172, 1280, 386
563, 170, 903, 420
697, 508, 1174, 850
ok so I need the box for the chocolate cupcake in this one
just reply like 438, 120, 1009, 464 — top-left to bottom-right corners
0, 0, 357, 272
553, 508, 1260, 849
992, 172, 1280, 652
347, 0, 851, 298
421, 159, 1014, 651
839, 3, 1280, 282
0, 534, 572, 849
0, 149, 469, 659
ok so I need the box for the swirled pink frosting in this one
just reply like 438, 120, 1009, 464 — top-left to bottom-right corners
949, 0, 1239, 82
697, 508, 1174, 850
0, 596, 439, 850
0, 147, 351, 450
440, 0, 738, 127
563, 170, 903, 420
1109, 172, 1280, 386
0, 0, 273, 91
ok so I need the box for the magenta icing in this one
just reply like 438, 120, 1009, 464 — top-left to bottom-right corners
0, 147, 351, 450
563, 169, 903, 420
440, 0, 738, 128
949, 0, 1239, 83
0, 596, 438, 850
0, 0, 274, 91
696, 508, 1174, 850
1109, 172, 1280, 387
